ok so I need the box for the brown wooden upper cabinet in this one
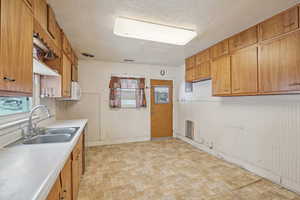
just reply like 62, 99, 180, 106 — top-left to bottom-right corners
72, 54, 79, 82
260, 6, 299, 41
186, 68, 195, 82
47, 5, 61, 49
195, 49, 210, 64
185, 56, 196, 82
24, 0, 33, 10
231, 46, 258, 94
229, 26, 258, 52
194, 49, 211, 81
60, 157, 72, 200
33, 0, 47, 30
259, 31, 300, 93
46, 177, 61, 200
62, 32, 73, 59
0, 0, 33, 95
211, 39, 229, 60
62, 54, 72, 97
211, 55, 231, 96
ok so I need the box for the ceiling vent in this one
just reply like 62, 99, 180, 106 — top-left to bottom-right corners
81, 53, 95, 58
123, 59, 135, 62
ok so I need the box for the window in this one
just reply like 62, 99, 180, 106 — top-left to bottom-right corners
154, 86, 169, 104
0, 97, 32, 116
109, 77, 147, 108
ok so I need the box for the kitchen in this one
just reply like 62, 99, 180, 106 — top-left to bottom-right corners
1, 0, 300, 199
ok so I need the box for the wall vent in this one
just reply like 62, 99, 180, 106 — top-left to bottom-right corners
185, 120, 194, 140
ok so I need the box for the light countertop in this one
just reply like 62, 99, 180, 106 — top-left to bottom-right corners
0, 119, 88, 200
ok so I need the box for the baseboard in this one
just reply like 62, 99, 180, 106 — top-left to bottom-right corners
87, 136, 151, 147
175, 135, 300, 195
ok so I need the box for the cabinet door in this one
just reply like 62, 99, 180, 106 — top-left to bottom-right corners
196, 49, 210, 64
62, 54, 72, 97
195, 61, 210, 81
62, 33, 72, 58
185, 68, 194, 82
33, 0, 47, 30
260, 7, 299, 41
231, 46, 258, 94
229, 26, 258, 51
60, 157, 72, 200
211, 40, 229, 60
47, 5, 61, 48
0, 0, 33, 94
259, 31, 300, 93
211, 55, 231, 95
72, 135, 83, 200
24, 0, 33, 9
46, 178, 61, 200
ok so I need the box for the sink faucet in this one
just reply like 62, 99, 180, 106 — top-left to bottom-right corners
26, 105, 51, 138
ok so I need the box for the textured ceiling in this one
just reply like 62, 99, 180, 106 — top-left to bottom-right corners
48, 0, 300, 67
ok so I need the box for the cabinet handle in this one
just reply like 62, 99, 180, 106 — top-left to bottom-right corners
234, 88, 240, 91
63, 190, 67, 193
3, 77, 16, 82
284, 22, 296, 27
289, 83, 300, 86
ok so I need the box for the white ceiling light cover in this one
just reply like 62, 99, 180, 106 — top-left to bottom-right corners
114, 17, 197, 45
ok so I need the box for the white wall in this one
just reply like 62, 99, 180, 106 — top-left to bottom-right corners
176, 65, 300, 194
56, 60, 180, 146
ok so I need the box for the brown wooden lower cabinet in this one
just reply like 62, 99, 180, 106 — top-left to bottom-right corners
211, 55, 231, 96
60, 157, 72, 200
72, 134, 83, 200
46, 133, 84, 200
231, 46, 258, 94
46, 178, 61, 200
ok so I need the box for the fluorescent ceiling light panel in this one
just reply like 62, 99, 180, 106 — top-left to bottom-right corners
114, 17, 197, 45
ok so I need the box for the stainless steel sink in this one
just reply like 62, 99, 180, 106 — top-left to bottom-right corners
23, 134, 73, 144
44, 127, 79, 135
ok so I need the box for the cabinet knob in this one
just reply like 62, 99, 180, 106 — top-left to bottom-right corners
4, 77, 16, 82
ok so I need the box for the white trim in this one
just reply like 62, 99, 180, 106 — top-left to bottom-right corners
87, 136, 150, 147
175, 135, 300, 195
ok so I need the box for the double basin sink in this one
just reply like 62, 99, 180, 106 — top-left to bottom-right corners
22, 127, 80, 145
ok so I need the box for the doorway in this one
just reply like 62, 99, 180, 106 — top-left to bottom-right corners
150, 79, 173, 138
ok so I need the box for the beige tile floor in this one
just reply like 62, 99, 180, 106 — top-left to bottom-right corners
78, 139, 300, 200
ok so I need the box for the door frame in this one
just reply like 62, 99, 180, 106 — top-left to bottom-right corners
150, 79, 173, 138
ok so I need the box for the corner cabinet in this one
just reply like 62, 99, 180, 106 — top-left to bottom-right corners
0, 0, 33, 95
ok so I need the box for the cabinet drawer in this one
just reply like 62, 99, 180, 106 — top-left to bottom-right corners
260, 6, 299, 41
211, 40, 229, 59
195, 49, 210, 64
229, 26, 258, 51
